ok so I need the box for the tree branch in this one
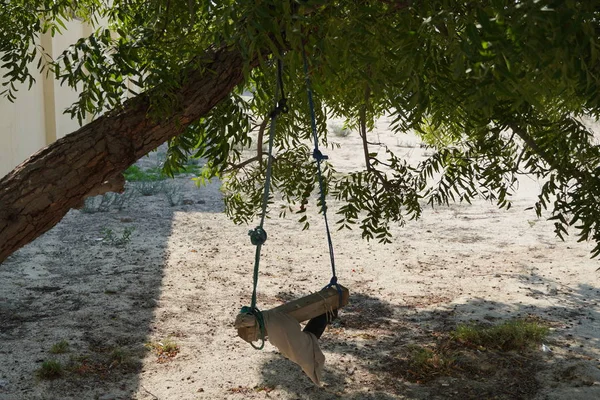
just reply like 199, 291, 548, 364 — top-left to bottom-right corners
508, 123, 560, 172
0, 45, 257, 264
224, 117, 270, 172
359, 85, 372, 172
359, 84, 393, 188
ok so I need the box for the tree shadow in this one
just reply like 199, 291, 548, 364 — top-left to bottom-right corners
257, 283, 600, 400
0, 176, 221, 399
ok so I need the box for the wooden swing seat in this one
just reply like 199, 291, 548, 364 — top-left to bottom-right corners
235, 285, 349, 343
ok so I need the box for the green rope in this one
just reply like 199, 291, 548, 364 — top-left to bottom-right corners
241, 58, 287, 350
302, 47, 343, 308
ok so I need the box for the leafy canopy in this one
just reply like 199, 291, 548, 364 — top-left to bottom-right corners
4, 1, 600, 255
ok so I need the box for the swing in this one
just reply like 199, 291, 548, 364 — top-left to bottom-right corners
234, 52, 349, 349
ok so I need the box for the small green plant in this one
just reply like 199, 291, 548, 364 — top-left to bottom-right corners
109, 347, 129, 366
396, 139, 418, 148
49, 340, 69, 354
134, 180, 165, 196
36, 360, 63, 380
330, 123, 351, 137
125, 162, 200, 182
452, 319, 549, 351
163, 181, 183, 206
65, 355, 93, 376
101, 227, 135, 246
98, 193, 115, 212
107, 347, 140, 371
81, 196, 108, 213
124, 165, 164, 182
81, 193, 117, 213
146, 338, 180, 363
407, 345, 456, 379
81, 197, 98, 213
111, 188, 139, 211
100, 228, 115, 243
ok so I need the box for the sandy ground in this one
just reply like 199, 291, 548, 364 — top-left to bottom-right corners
1, 118, 600, 400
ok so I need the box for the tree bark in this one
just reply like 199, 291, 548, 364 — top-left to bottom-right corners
0, 45, 250, 264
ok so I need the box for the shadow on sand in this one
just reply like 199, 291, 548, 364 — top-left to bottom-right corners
257, 281, 600, 400
0, 178, 222, 400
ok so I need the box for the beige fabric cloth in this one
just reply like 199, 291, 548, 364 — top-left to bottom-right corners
263, 310, 325, 385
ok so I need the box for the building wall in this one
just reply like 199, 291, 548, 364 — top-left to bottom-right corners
0, 67, 46, 177
0, 19, 92, 178
52, 20, 93, 140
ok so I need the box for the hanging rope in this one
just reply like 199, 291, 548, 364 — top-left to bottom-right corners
240, 58, 287, 350
301, 47, 343, 306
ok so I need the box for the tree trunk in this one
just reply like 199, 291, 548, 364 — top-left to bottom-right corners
0, 46, 249, 264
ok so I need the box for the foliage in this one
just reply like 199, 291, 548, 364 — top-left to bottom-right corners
124, 163, 201, 181
65, 349, 141, 377
124, 164, 197, 202
124, 165, 165, 182
5, 1, 600, 254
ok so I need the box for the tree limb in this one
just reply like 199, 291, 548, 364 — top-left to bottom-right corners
508, 123, 560, 172
359, 85, 372, 172
359, 84, 394, 188
0, 45, 256, 264
224, 117, 270, 172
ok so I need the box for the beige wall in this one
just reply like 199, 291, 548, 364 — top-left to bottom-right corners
53, 19, 93, 140
0, 66, 47, 177
0, 19, 93, 178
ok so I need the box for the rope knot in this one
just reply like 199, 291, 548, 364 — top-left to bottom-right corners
239, 306, 266, 350
324, 276, 343, 309
313, 148, 328, 161
269, 97, 288, 118
278, 97, 289, 114
249, 227, 268, 246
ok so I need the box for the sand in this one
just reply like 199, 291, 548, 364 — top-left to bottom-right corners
1, 117, 599, 400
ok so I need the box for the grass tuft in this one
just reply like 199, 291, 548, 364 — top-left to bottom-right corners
452, 319, 549, 351
163, 181, 183, 206
134, 180, 165, 196
36, 360, 63, 380
110, 347, 128, 365
49, 340, 69, 354
406, 344, 456, 381
146, 339, 180, 363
